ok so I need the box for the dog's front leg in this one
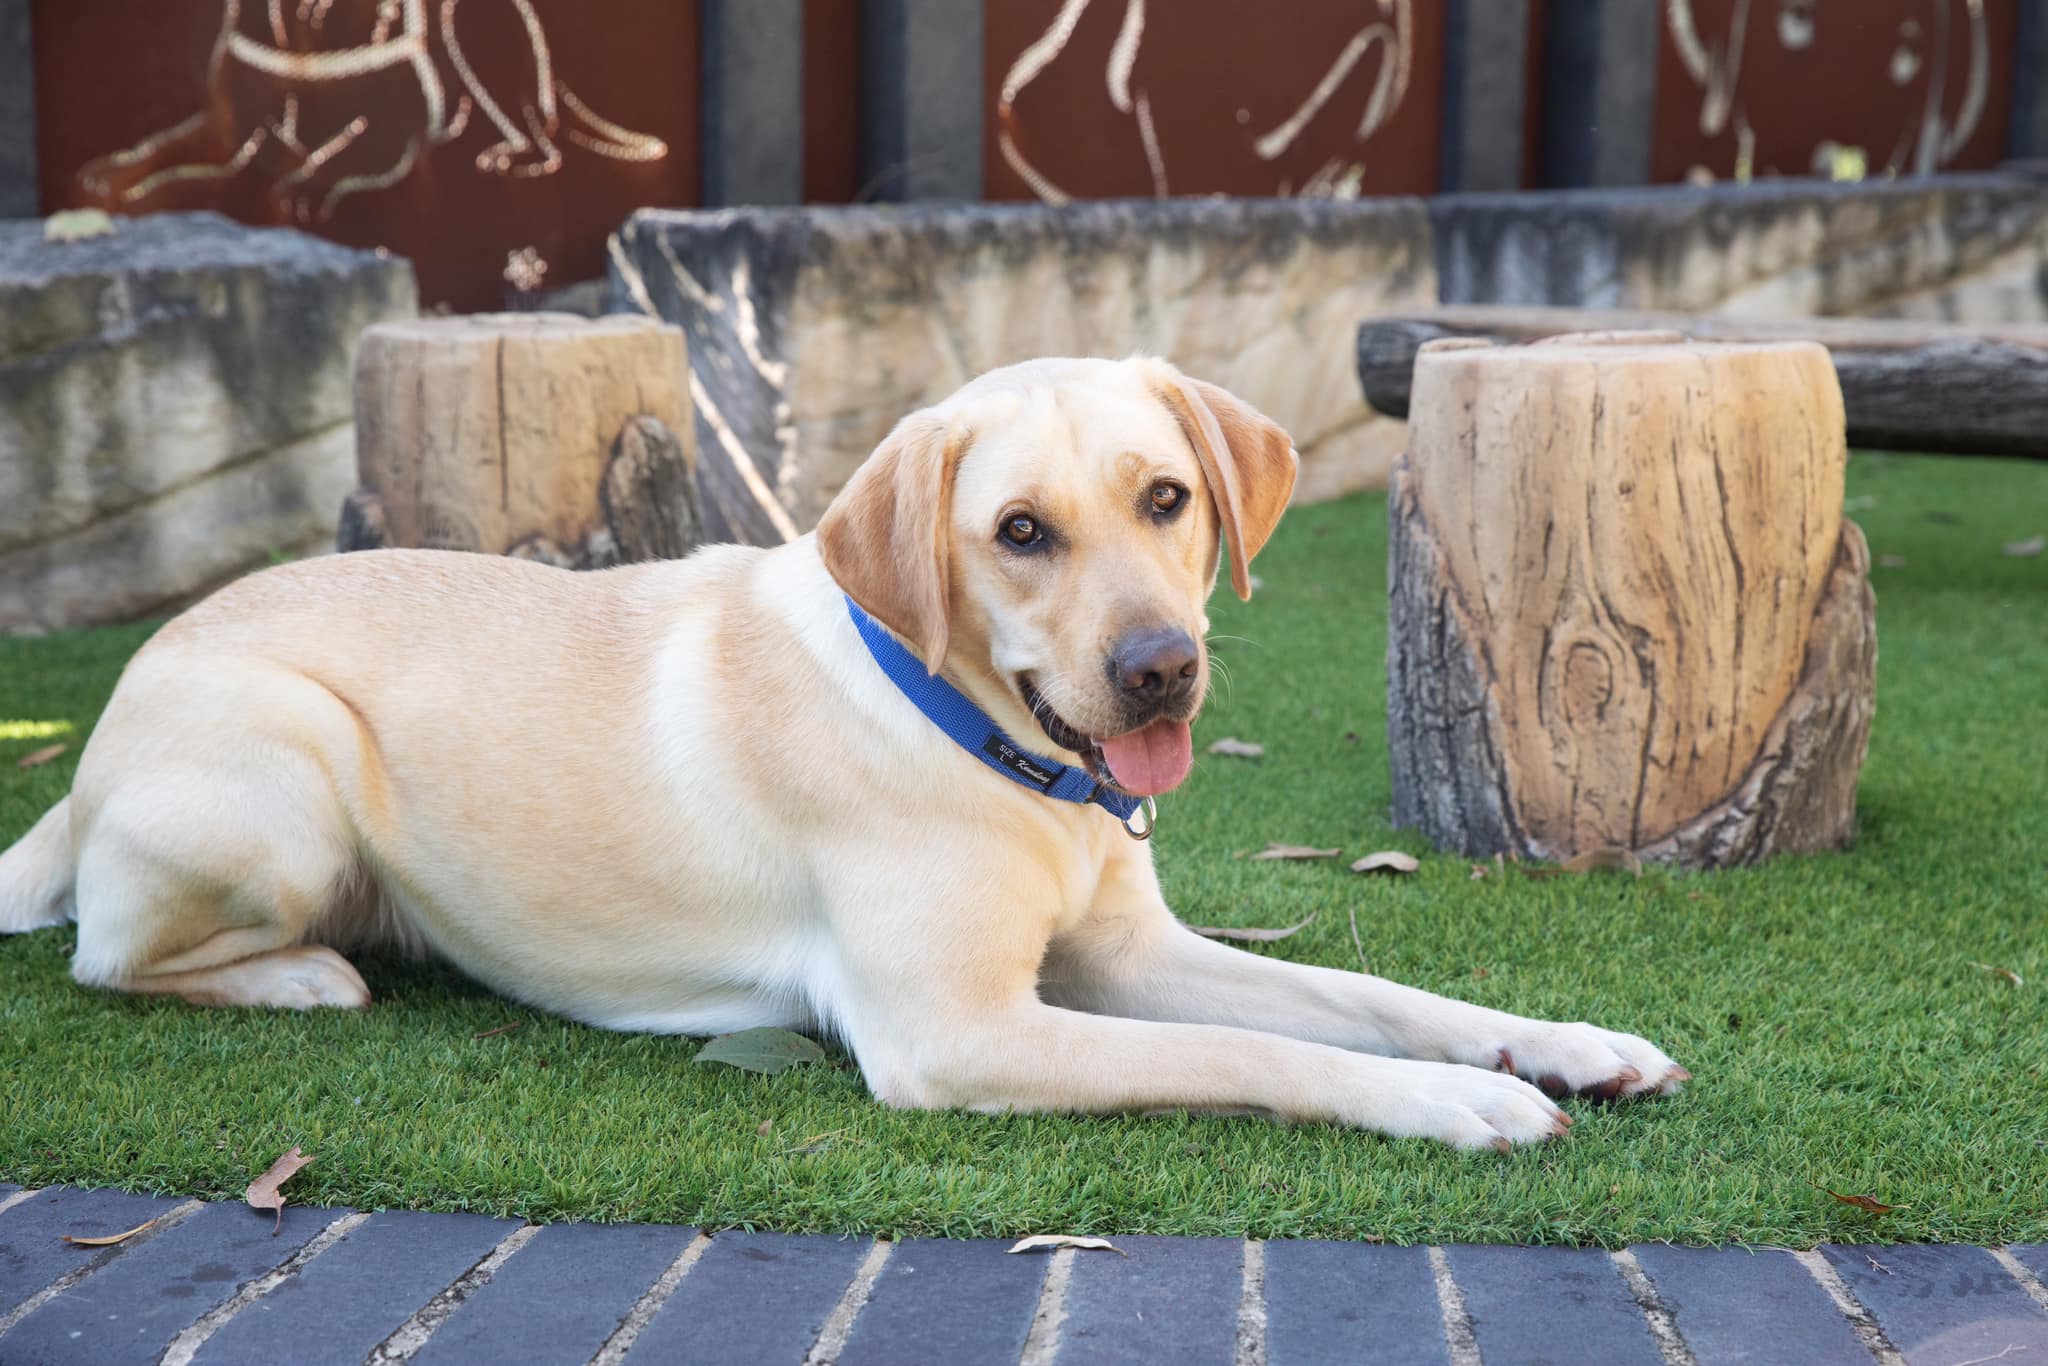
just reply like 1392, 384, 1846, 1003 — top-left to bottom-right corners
841, 993, 1572, 1151
1038, 848, 1687, 1101
821, 869, 1570, 1151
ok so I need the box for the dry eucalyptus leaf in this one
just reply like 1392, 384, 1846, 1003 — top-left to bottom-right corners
1969, 961, 2024, 987
1206, 737, 1266, 758
2003, 535, 2045, 558
1818, 1184, 1902, 1214
18, 743, 67, 769
1561, 848, 1643, 877
1250, 844, 1340, 861
1350, 851, 1419, 875
61, 1217, 159, 1247
44, 208, 115, 242
1188, 916, 1315, 943
246, 1146, 313, 1235
1007, 1234, 1126, 1256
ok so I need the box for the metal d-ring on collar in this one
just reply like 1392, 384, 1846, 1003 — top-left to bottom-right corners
1121, 795, 1159, 841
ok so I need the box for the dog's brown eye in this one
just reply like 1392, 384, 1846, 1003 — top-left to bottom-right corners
1150, 482, 1186, 516
1003, 514, 1043, 547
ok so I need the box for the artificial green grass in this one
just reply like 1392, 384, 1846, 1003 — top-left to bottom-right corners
2, 452, 2043, 1247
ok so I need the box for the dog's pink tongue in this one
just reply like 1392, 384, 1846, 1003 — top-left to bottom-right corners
1098, 719, 1193, 796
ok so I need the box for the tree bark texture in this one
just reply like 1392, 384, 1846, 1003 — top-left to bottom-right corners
1386, 331, 1876, 868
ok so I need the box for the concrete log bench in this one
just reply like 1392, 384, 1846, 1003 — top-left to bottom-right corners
1359, 305, 2048, 458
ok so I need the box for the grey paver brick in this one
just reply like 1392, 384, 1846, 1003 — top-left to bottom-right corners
0, 1199, 334, 1366
414, 1220, 694, 1366
193, 1209, 517, 1366
623, 1231, 871, 1365
1055, 1234, 1242, 1365
1262, 1239, 1447, 1366
0, 1186, 193, 1318
1443, 1244, 1662, 1366
1821, 1243, 2048, 1365
836, 1237, 1045, 1366
1630, 1243, 1866, 1365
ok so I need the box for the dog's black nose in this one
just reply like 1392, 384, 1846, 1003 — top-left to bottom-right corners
1110, 628, 1200, 698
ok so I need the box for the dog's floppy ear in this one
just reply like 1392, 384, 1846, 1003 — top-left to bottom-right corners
817, 413, 970, 672
1150, 366, 1299, 600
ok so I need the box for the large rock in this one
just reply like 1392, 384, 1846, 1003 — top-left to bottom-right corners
1431, 174, 2048, 320
0, 212, 415, 631
609, 200, 1437, 545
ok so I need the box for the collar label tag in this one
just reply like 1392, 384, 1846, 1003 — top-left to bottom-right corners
982, 734, 1062, 789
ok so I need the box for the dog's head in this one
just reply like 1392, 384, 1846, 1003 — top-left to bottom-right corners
818, 357, 1297, 797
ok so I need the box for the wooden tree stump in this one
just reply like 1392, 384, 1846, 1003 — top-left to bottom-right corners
1387, 331, 1876, 868
340, 312, 703, 566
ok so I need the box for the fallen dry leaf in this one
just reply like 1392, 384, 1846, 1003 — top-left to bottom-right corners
1250, 843, 1341, 861
1350, 850, 1420, 875
1206, 737, 1266, 758
18, 743, 67, 769
472, 1021, 522, 1039
1469, 864, 1489, 880
1188, 916, 1315, 943
246, 1147, 313, 1235
61, 1217, 159, 1247
695, 1027, 826, 1075
756, 1119, 774, 1137
1879, 553, 1906, 569
2003, 535, 2045, 558
1007, 1234, 1126, 1256
1969, 962, 2025, 987
1818, 1184, 1903, 1214
1562, 848, 1644, 877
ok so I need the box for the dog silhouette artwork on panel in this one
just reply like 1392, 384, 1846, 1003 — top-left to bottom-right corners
78, 0, 666, 223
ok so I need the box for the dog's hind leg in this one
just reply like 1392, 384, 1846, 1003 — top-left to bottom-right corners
66, 665, 378, 1011
69, 801, 371, 1010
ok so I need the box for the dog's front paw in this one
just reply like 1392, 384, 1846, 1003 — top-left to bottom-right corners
1367, 1059, 1572, 1152
1469, 1021, 1688, 1101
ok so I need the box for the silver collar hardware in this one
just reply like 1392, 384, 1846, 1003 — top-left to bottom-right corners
1123, 796, 1158, 841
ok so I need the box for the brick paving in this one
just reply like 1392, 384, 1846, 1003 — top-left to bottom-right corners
1, 1185, 2045, 1364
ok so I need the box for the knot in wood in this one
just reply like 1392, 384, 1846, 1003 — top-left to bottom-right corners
1559, 640, 1616, 727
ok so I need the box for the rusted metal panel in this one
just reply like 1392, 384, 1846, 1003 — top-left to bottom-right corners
984, 0, 1447, 202
1653, 0, 2021, 183
33, 0, 700, 311
803, 0, 863, 203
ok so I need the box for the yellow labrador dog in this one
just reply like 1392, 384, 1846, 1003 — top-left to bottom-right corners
0, 357, 1684, 1150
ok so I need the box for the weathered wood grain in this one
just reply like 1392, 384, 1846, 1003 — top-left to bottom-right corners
347, 312, 702, 565
1387, 331, 1875, 867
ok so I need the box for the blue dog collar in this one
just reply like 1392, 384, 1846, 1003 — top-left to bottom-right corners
843, 595, 1155, 837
